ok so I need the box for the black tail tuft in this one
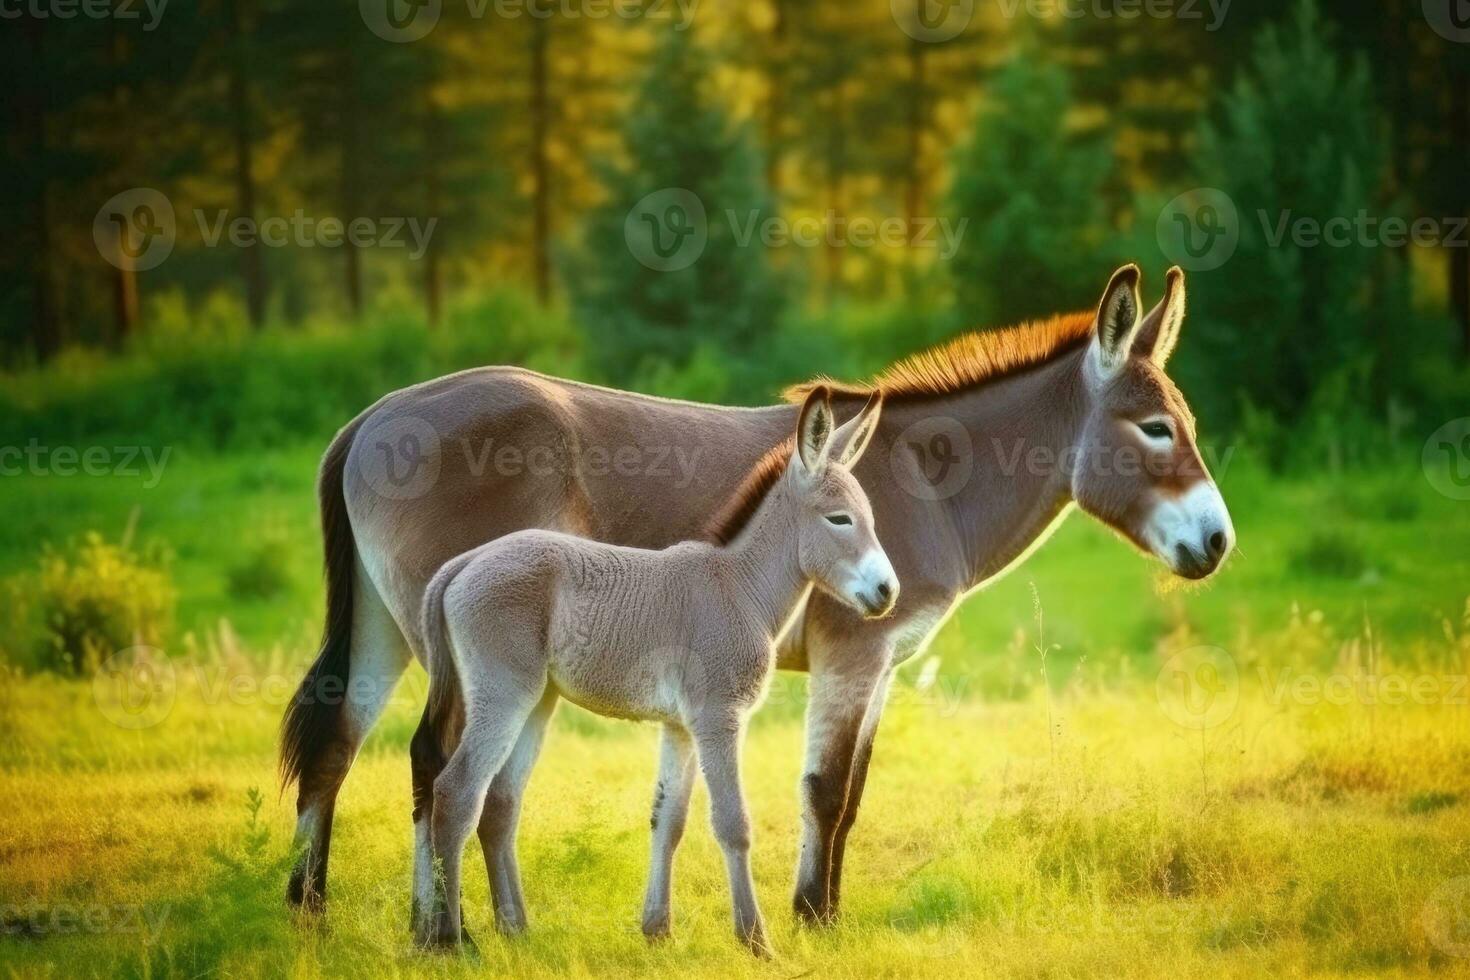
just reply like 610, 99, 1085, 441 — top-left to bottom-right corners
280, 416, 364, 792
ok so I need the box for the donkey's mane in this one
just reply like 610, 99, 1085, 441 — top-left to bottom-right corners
704, 438, 794, 546
783, 310, 1095, 403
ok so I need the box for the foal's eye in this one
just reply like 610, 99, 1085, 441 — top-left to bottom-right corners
1138, 421, 1173, 440
825, 514, 853, 526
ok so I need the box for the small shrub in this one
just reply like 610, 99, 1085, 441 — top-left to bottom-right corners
20, 532, 175, 674
226, 539, 293, 601
1288, 531, 1367, 580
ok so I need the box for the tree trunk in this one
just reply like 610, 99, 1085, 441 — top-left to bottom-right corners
19, 18, 61, 359
1451, 64, 1470, 357
904, 37, 926, 258
229, 0, 266, 328
424, 97, 444, 328
824, 76, 847, 305
529, 17, 551, 306
110, 25, 139, 345
764, 0, 786, 195
341, 50, 364, 318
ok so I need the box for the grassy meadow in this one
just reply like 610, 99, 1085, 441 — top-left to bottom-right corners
4, 424, 1470, 977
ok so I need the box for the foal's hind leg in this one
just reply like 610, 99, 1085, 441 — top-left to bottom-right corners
641, 724, 696, 940
476, 687, 558, 935
424, 676, 546, 949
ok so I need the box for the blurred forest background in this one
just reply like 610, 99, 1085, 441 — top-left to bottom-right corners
0, 0, 1466, 471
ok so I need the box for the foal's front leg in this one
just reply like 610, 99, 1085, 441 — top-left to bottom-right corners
694, 721, 771, 957
641, 724, 696, 940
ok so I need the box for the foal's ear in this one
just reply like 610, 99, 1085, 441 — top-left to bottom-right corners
832, 392, 883, 469
1133, 266, 1186, 367
796, 386, 835, 475
1093, 264, 1143, 375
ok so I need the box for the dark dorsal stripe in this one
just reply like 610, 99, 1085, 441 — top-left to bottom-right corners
704, 438, 794, 546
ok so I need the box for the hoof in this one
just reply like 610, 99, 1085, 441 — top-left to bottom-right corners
641, 914, 672, 942
494, 911, 528, 938
286, 868, 324, 916
740, 925, 774, 959
792, 892, 833, 928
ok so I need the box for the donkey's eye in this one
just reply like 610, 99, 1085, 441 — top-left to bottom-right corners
825, 514, 853, 527
1138, 421, 1173, 440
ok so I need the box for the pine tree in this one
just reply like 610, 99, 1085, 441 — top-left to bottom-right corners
1186, 0, 1393, 427
945, 46, 1114, 328
568, 31, 783, 384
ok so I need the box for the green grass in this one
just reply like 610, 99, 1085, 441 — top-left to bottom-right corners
4, 439, 1470, 976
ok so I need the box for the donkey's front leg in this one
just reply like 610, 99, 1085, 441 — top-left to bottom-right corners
793, 659, 888, 925
694, 721, 771, 957
641, 724, 696, 940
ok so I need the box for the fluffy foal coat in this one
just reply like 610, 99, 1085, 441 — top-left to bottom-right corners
417, 388, 897, 955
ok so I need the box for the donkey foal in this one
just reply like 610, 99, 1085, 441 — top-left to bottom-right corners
415, 387, 897, 956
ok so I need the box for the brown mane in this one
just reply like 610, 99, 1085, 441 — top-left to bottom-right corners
703, 438, 794, 546
783, 310, 1096, 403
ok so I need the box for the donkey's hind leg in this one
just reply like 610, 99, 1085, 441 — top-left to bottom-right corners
424, 675, 546, 949
641, 724, 696, 940
476, 687, 559, 936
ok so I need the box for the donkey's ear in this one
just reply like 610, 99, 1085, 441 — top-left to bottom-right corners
796, 386, 835, 475
832, 392, 884, 469
1133, 266, 1186, 367
1093, 264, 1143, 375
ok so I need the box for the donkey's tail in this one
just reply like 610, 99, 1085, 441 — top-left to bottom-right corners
279, 413, 367, 791
421, 549, 477, 748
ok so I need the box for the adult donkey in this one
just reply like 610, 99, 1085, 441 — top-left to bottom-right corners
281, 264, 1235, 926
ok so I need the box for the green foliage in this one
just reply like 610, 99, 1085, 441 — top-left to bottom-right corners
567, 31, 785, 383
226, 538, 294, 602
8, 532, 175, 674
946, 46, 1116, 328
1288, 529, 1368, 580
1186, 0, 1395, 431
